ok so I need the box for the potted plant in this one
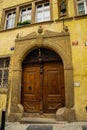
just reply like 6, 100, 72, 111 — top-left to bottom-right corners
17, 20, 31, 26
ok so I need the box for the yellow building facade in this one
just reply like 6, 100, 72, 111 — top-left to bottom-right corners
0, 0, 87, 121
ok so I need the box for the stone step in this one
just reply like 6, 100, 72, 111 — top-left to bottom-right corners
23, 113, 56, 118
20, 117, 66, 124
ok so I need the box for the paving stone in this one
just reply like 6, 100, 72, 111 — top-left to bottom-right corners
82, 125, 87, 130
4, 122, 87, 130
26, 125, 52, 130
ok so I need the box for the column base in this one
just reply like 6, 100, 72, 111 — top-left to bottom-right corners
56, 107, 76, 122
8, 104, 24, 122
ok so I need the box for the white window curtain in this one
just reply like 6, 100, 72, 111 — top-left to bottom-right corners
5, 11, 16, 29
20, 7, 31, 22
36, 2, 50, 22
36, 5, 43, 22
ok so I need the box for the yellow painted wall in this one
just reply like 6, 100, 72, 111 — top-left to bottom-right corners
0, 0, 87, 121
0, 94, 7, 121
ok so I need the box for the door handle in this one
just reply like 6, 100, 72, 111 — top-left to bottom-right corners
28, 86, 32, 90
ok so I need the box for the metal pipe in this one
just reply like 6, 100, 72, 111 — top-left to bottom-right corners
1, 110, 6, 130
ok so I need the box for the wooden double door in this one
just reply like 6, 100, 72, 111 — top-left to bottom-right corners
21, 62, 65, 113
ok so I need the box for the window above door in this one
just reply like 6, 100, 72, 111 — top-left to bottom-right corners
35, 1, 50, 23
18, 5, 32, 26
1, 0, 52, 30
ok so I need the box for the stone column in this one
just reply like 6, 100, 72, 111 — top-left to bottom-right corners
56, 68, 76, 121
8, 66, 24, 121
64, 69, 74, 108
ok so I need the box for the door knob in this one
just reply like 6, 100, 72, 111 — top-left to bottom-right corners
28, 86, 32, 90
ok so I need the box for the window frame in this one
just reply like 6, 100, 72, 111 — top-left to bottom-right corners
1, 7, 16, 30
4, 10, 16, 29
0, 58, 10, 88
18, 4, 32, 25
77, 0, 87, 15
1, 0, 52, 30
35, 1, 51, 23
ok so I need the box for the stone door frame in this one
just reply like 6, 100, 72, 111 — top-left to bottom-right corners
8, 30, 74, 121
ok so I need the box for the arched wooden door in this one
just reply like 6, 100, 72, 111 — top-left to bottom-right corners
21, 48, 65, 113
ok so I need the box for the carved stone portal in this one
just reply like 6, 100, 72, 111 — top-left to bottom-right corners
8, 30, 75, 121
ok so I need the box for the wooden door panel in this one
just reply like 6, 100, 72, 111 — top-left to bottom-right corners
22, 66, 41, 112
24, 101, 40, 112
47, 102, 62, 111
47, 95, 62, 102
22, 62, 65, 113
43, 63, 64, 113
45, 70, 61, 94
22, 48, 65, 113
23, 72, 35, 94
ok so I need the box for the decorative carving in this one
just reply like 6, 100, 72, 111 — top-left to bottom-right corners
38, 26, 43, 34
44, 30, 69, 38
16, 33, 20, 38
60, 0, 66, 14
15, 30, 69, 42
58, 0, 67, 17
15, 32, 37, 42
63, 26, 69, 32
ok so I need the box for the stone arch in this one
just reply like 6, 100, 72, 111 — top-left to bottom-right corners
8, 30, 74, 121
24, 46, 65, 64
16, 40, 72, 70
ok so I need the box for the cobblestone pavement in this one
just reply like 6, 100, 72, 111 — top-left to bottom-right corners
4, 122, 87, 130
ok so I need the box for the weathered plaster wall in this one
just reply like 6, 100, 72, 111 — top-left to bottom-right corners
70, 19, 87, 120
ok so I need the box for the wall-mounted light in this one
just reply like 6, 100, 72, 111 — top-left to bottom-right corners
60, 0, 66, 30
